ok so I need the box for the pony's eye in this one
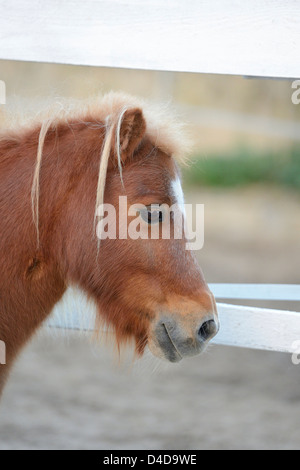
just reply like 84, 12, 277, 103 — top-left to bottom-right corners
140, 205, 164, 225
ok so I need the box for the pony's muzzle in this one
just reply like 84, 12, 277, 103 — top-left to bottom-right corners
149, 314, 219, 363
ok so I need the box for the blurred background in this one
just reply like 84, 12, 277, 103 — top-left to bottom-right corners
0, 60, 300, 449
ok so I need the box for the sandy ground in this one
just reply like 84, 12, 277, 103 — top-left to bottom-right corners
0, 186, 299, 450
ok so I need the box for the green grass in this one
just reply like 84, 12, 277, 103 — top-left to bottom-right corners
184, 146, 300, 190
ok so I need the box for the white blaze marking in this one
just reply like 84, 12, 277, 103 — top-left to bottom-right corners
171, 176, 186, 217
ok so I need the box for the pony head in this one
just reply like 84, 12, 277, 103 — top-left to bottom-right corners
31, 92, 218, 362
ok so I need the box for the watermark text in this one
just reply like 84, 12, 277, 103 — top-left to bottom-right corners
0, 340, 6, 365
0, 80, 6, 104
291, 340, 300, 365
96, 197, 204, 251
291, 80, 300, 105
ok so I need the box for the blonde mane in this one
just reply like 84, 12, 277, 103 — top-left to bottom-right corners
1, 92, 192, 246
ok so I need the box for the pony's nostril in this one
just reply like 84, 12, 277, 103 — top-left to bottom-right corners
198, 319, 216, 342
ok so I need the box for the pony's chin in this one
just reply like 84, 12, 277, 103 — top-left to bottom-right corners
147, 337, 182, 363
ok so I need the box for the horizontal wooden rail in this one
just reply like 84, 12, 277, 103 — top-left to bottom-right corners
0, 1, 300, 78
213, 303, 300, 353
46, 285, 300, 353
208, 284, 300, 301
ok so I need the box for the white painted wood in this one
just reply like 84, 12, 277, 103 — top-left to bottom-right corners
209, 284, 300, 301
213, 303, 300, 354
46, 289, 300, 353
0, 1, 300, 78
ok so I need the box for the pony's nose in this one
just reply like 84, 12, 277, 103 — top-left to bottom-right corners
152, 315, 218, 363
198, 319, 218, 342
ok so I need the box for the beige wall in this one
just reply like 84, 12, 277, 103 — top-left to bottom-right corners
0, 60, 299, 153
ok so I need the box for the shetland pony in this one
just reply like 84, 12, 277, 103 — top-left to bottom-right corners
0, 92, 218, 394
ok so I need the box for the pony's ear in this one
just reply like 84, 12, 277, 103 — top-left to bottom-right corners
115, 108, 146, 162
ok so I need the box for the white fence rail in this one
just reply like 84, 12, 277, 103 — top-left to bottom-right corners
214, 304, 300, 353
209, 284, 300, 302
0, 1, 300, 78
